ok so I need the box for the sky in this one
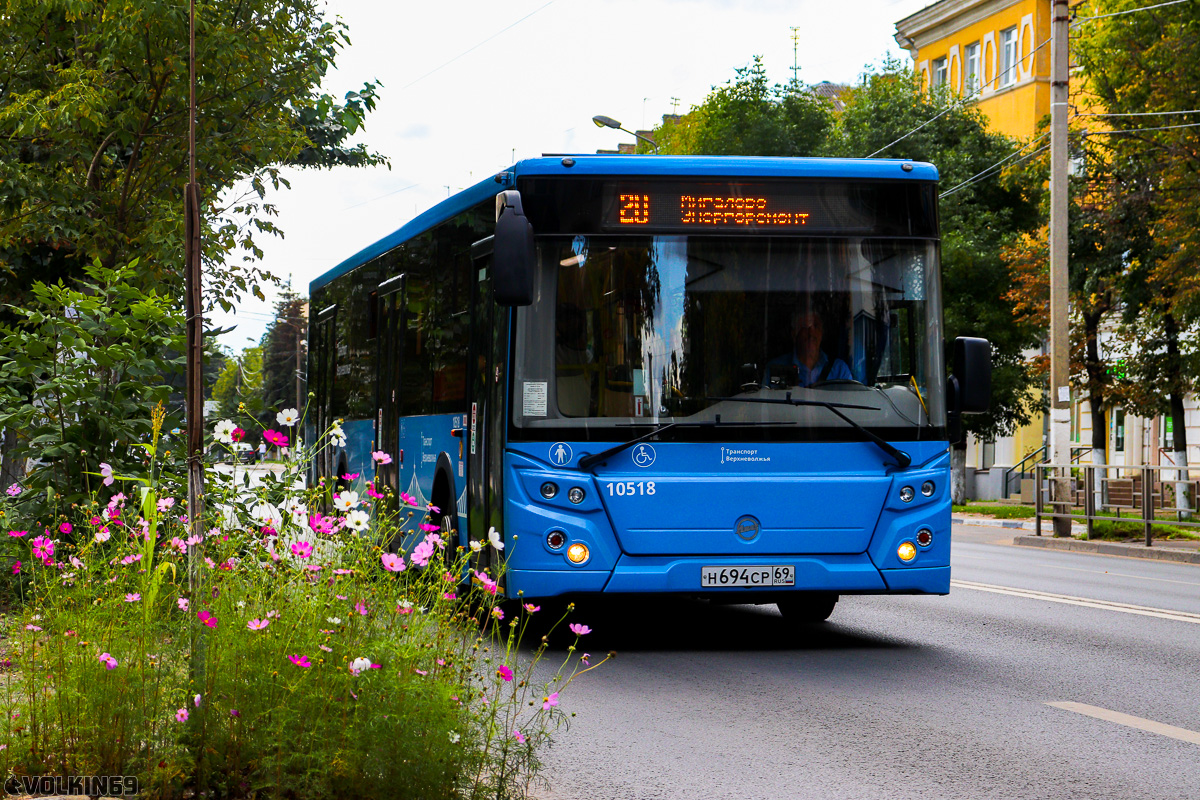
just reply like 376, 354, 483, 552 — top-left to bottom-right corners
208, 0, 934, 351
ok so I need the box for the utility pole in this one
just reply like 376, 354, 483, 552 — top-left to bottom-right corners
185, 0, 205, 553
1049, 0, 1071, 537
790, 26, 801, 85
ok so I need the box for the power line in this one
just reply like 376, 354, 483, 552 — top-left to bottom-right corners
1075, 0, 1194, 22
400, 1, 556, 90
1076, 109, 1200, 117
867, 37, 1051, 158
1082, 120, 1200, 133
940, 138, 1050, 198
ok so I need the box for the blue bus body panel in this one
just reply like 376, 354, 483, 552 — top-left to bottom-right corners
394, 413, 467, 537
502, 440, 952, 599
310, 156, 938, 293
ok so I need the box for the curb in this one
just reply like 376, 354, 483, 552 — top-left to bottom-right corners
952, 515, 1088, 536
1011, 534, 1200, 565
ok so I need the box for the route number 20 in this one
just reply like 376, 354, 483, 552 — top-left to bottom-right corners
605, 481, 656, 497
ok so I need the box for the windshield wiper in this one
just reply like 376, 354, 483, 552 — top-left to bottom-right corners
706, 393, 911, 469
576, 418, 794, 471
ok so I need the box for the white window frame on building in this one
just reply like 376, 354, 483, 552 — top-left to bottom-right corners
931, 57, 948, 90
964, 41, 981, 96
999, 26, 1018, 88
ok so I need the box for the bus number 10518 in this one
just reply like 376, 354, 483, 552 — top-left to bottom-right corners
605, 481, 656, 497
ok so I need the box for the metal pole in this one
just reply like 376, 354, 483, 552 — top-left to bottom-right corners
1035, 465, 1043, 536
1049, 0, 1072, 537
1143, 465, 1153, 546
1085, 465, 1094, 541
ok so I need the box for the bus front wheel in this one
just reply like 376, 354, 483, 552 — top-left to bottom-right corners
776, 593, 838, 623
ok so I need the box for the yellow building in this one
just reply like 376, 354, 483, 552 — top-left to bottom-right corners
895, 0, 1053, 140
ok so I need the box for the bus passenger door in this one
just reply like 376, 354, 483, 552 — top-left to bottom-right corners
374, 274, 406, 500
467, 239, 506, 575
311, 304, 338, 485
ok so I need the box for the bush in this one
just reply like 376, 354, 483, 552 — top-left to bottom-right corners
0, 408, 605, 799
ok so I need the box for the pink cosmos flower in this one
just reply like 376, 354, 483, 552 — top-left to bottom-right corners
267, 609, 280, 618
4, 483, 20, 496
290, 541, 313, 559
157, 497, 176, 512
524, 604, 541, 613
230, 709, 241, 717
186, 534, 203, 547
355, 602, 369, 616
124, 593, 141, 603
318, 645, 332, 652
491, 607, 505, 620
428, 504, 440, 513
247, 619, 269, 631
194, 694, 202, 707
287, 654, 312, 668
542, 692, 560, 710
8, 531, 26, 538
197, 610, 218, 629
59, 523, 72, 535
569, 623, 592, 636
231, 427, 246, 442
419, 522, 440, 533
94, 529, 111, 543
399, 491, 417, 506
31, 536, 54, 562
581, 653, 591, 665
99, 463, 114, 486
175, 708, 188, 723
341, 472, 360, 481
120, 554, 142, 566
497, 665, 514, 682
371, 450, 392, 464
443, 592, 457, 600
474, 570, 499, 595
177, 598, 189, 611
366, 482, 385, 499
513, 729, 526, 744
24, 624, 41, 631
410, 539, 435, 567
11, 562, 20, 575
263, 429, 289, 447
381, 553, 405, 572
99, 652, 118, 670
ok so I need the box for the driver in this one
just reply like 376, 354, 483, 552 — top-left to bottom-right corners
767, 308, 852, 388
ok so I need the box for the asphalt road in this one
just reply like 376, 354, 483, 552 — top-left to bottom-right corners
530, 524, 1200, 800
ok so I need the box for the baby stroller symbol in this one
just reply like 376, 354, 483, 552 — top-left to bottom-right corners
632, 444, 656, 468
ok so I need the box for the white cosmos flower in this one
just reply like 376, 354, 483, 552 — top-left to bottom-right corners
345, 510, 370, 532
276, 408, 299, 427
469, 540, 482, 553
448, 732, 461, 744
488, 527, 504, 551
330, 424, 347, 448
213, 419, 236, 444
327, 617, 342, 625
333, 491, 360, 512
349, 657, 371, 675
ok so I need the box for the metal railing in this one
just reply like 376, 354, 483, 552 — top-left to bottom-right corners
1035, 462, 1200, 545
1003, 445, 1093, 499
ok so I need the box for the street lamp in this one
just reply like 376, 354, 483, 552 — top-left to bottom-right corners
592, 114, 658, 154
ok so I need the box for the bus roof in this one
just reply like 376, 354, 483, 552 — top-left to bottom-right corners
309, 156, 938, 292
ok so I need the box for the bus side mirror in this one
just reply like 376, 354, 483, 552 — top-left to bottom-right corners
493, 190, 535, 306
947, 335, 991, 417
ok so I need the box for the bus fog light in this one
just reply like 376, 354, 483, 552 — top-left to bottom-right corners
900, 485, 915, 503
540, 482, 558, 499
897, 542, 917, 562
916, 528, 933, 547
546, 530, 567, 550
566, 543, 590, 564
921, 481, 935, 497
567, 487, 586, 504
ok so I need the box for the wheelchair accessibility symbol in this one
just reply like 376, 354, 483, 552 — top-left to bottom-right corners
631, 444, 656, 468
549, 442, 573, 466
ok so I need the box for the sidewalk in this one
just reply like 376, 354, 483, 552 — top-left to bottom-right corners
953, 513, 1200, 565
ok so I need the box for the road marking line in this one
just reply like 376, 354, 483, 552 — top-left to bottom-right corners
950, 579, 1200, 624
1046, 702, 1200, 746
1048, 564, 1200, 588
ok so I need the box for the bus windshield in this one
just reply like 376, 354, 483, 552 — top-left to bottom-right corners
512, 235, 945, 442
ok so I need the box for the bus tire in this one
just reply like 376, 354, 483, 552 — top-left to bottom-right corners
776, 593, 838, 623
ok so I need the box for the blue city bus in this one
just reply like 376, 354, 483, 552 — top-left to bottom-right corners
307, 156, 990, 622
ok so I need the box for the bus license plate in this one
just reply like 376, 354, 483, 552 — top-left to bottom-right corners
700, 565, 795, 588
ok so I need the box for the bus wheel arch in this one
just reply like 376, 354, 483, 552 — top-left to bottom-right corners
430, 453, 458, 539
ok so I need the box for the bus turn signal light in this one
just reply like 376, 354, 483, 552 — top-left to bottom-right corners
566, 543, 590, 564
897, 542, 917, 563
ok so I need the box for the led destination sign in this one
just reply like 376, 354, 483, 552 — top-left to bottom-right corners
600, 181, 882, 234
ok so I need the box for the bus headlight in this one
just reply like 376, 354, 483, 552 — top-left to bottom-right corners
566, 543, 590, 564
897, 542, 917, 563
567, 487, 586, 504
540, 482, 558, 499
899, 486, 915, 503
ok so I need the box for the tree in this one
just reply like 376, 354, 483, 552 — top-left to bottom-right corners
0, 0, 386, 313
212, 346, 265, 425
1074, 0, 1200, 502
652, 57, 834, 156
260, 287, 308, 419
826, 58, 1044, 502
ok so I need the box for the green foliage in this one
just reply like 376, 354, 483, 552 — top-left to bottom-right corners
212, 347, 265, 424
652, 57, 834, 156
0, 423, 604, 799
0, 260, 185, 511
260, 288, 308, 418
0, 0, 387, 314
